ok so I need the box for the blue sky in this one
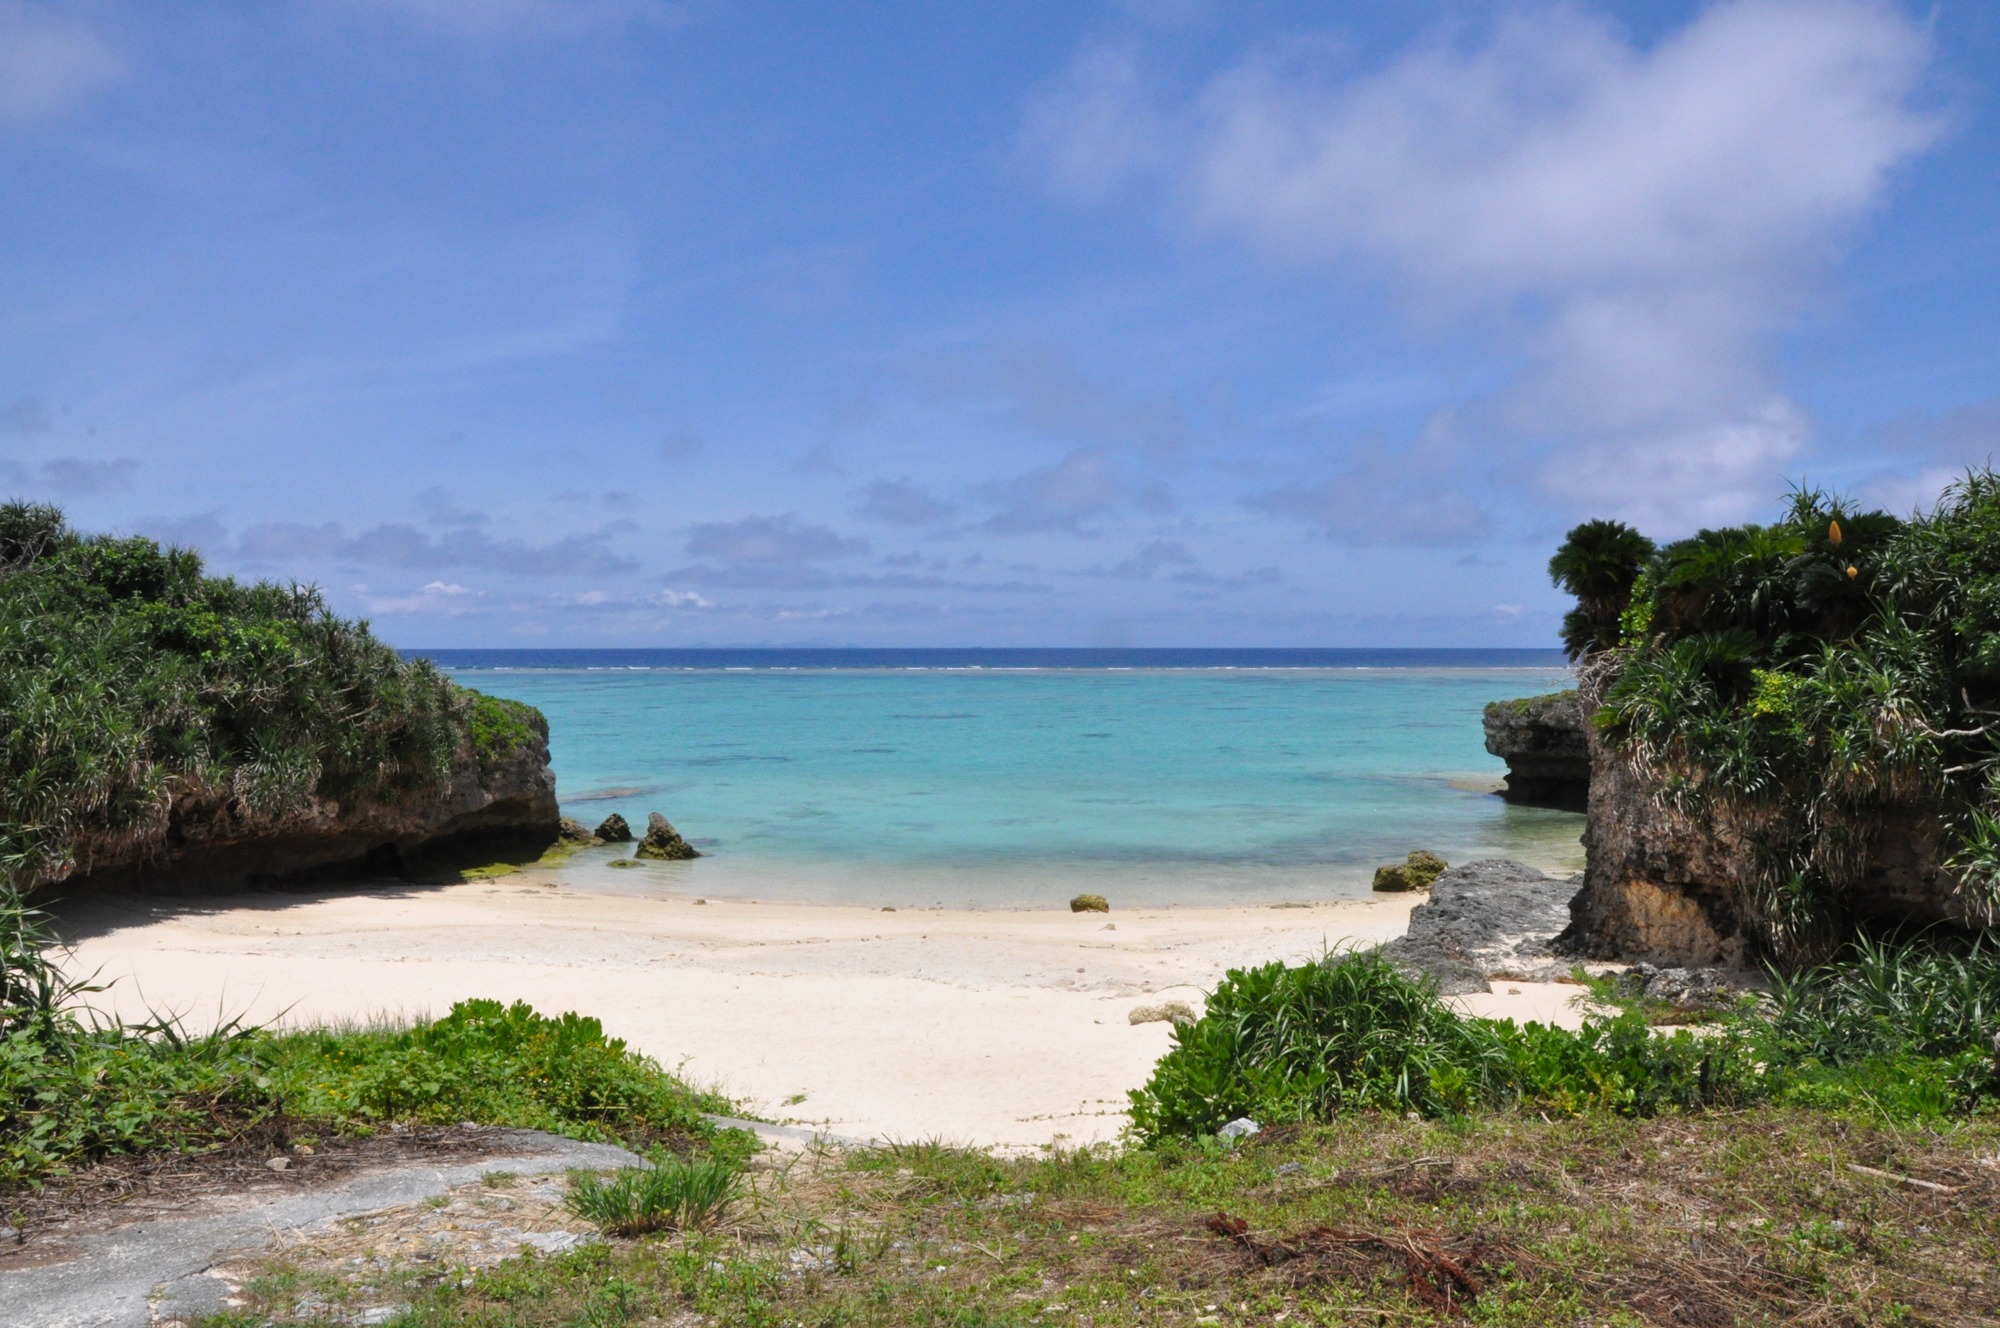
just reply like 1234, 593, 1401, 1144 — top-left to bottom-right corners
2, 0, 1997, 647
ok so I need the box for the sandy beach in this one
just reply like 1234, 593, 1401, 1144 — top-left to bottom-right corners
58, 874, 1600, 1149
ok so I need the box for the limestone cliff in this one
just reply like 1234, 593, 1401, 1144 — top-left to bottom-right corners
1482, 691, 1590, 811
43, 713, 559, 895
1558, 693, 1970, 965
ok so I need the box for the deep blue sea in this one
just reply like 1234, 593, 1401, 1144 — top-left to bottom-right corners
415, 649, 1582, 907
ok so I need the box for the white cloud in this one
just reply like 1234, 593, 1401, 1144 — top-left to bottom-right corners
1028, 1, 1942, 531
647, 587, 712, 608
360, 580, 483, 615
0, 2, 121, 125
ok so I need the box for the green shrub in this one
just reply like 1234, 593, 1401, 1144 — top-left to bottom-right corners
1129, 943, 1999, 1143
0, 502, 544, 891
1127, 951, 1509, 1138
1552, 472, 2000, 959
260, 999, 723, 1142
565, 1149, 745, 1235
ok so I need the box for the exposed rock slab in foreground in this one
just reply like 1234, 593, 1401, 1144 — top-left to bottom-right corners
0, 1129, 640, 1328
1382, 859, 1582, 995
1483, 691, 1591, 812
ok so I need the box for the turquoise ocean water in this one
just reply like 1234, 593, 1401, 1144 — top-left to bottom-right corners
423, 649, 1582, 907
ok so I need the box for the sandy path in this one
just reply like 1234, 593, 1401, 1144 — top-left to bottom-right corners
59, 878, 1596, 1148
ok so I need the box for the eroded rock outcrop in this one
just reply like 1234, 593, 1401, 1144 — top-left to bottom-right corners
1383, 859, 1580, 995
1558, 696, 1969, 966
1483, 691, 1591, 811
46, 717, 559, 895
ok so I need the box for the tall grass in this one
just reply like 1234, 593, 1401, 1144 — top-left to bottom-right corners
565, 1150, 746, 1236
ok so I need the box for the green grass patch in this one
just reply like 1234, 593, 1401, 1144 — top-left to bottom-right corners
565, 1149, 747, 1235
201, 1111, 2000, 1328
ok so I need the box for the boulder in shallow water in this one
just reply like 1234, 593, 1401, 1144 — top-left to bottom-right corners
635, 812, 700, 860
594, 813, 632, 843
558, 817, 597, 844
1070, 893, 1109, 913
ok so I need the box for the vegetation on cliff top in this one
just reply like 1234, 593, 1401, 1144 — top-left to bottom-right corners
1551, 469, 2000, 959
0, 501, 539, 891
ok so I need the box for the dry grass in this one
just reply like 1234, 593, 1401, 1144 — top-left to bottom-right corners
203, 1109, 2000, 1327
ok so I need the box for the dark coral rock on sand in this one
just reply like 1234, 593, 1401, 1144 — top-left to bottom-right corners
635, 812, 700, 860
594, 814, 633, 843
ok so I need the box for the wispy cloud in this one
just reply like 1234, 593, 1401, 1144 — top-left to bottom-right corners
1026, 0, 1943, 532
235, 520, 637, 576
978, 447, 1169, 535
0, 2, 122, 125
319, 0, 683, 43
683, 513, 869, 564
1, 454, 140, 497
853, 478, 954, 528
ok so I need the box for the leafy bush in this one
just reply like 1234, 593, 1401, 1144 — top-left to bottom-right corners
260, 1000, 724, 1142
1128, 951, 1503, 1138
1129, 942, 2000, 1142
1549, 473, 2000, 959
0, 501, 540, 891
1127, 951, 1765, 1141
565, 1149, 746, 1235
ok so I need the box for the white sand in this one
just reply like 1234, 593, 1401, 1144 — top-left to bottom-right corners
61, 876, 1603, 1149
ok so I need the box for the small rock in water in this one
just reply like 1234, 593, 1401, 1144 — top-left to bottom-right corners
594, 813, 633, 843
635, 811, 701, 860
1069, 893, 1110, 913
557, 817, 598, 844
1217, 1117, 1260, 1143
881, 905, 897, 912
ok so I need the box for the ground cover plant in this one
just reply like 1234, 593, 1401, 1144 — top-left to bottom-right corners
0, 500, 539, 892
0, 889, 730, 1195
200, 1112, 2000, 1328
1129, 947, 2000, 1142
1550, 470, 2000, 960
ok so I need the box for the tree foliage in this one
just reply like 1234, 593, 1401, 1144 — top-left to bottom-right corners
1574, 473, 2000, 959
1548, 519, 1656, 661
0, 501, 526, 890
